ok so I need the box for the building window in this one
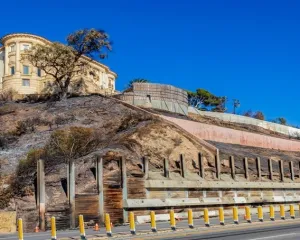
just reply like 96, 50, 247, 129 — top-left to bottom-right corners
10, 66, 15, 75
23, 65, 29, 75
22, 79, 30, 86
9, 45, 16, 52
23, 44, 30, 50
37, 68, 42, 77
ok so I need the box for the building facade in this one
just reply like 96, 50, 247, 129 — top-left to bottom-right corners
0, 33, 117, 97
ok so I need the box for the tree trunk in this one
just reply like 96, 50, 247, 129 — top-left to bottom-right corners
60, 88, 68, 100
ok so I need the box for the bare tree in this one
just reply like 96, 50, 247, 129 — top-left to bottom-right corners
23, 28, 112, 99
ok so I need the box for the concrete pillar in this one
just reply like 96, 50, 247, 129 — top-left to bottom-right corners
68, 159, 76, 229
121, 157, 128, 222
180, 154, 186, 178
198, 153, 205, 179
164, 158, 170, 178
37, 159, 45, 231
96, 157, 104, 224
279, 160, 284, 182
256, 157, 262, 181
290, 161, 295, 181
230, 156, 235, 180
244, 157, 249, 180
4, 45, 8, 75
143, 157, 149, 179
215, 149, 221, 180
15, 41, 20, 74
36, 160, 40, 210
268, 159, 273, 181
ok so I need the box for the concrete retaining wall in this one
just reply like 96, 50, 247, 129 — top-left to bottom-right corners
116, 83, 188, 115
189, 107, 300, 138
161, 115, 300, 151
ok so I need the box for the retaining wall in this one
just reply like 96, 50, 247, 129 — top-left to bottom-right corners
116, 83, 188, 115
161, 115, 300, 152
189, 107, 300, 138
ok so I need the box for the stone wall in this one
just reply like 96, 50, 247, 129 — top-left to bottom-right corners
189, 107, 300, 138
0, 211, 16, 233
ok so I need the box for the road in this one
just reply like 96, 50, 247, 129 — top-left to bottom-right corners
1, 212, 299, 239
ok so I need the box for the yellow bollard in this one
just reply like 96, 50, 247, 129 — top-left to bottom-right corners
290, 205, 295, 219
233, 207, 239, 224
204, 208, 210, 227
258, 206, 263, 222
150, 211, 157, 232
280, 205, 285, 220
188, 209, 194, 229
79, 215, 86, 240
170, 210, 176, 231
270, 205, 275, 221
129, 212, 136, 235
51, 216, 57, 240
219, 207, 225, 225
245, 206, 251, 223
18, 218, 24, 240
105, 213, 112, 237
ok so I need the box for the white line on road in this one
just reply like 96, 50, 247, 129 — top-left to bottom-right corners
249, 233, 297, 240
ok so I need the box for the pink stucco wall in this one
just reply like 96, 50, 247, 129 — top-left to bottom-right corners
161, 115, 300, 152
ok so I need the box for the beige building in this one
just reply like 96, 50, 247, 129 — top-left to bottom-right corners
0, 33, 117, 97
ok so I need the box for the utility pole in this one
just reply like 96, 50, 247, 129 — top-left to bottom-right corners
233, 99, 240, 114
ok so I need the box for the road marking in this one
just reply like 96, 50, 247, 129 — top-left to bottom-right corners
249, 233, 297, 240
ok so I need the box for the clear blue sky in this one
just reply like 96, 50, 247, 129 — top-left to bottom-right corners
1, 0, 300, 125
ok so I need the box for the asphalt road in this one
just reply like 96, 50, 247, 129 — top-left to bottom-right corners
1, 212, 299, 239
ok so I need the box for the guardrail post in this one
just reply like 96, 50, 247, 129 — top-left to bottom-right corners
129, 212, 136, 235
204, 208, 210, 227
268, 159, 273, 180
290, 162, 295, 181
270, 205, 275, 221
219, 207, 225, 225
51, 217, 57, 240
198, 153, 205, 178
164, 158, 169, 178
79, 215, 86, 240
188, 209, 194, 229
258, 206, 263, 222
280, 205, 285, 220
170, 210, 176, 231
245, 206, 251, 223
244, 158, 249, 180
279, 160, 284, 182
105, 213, 112, 237
18, 218, 23, 240
256, 157, 262, 181
150, 211, 157, 232
233, 207, 239, 224
290, 205, 295, 219
230, 156, 235, 180
215, 150, 221, 180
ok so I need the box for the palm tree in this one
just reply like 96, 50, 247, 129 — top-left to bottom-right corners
125, 78, 150, 92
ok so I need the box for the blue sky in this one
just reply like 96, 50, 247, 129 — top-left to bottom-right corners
1, 0, 300, 125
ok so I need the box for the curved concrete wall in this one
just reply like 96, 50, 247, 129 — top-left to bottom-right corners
189, 107, 300, 138
117, 83, 188, 115
161, 115, 300, 152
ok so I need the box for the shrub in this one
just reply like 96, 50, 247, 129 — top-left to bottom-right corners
0, 89, 18, 102
253, 111, 265, 120
11, 149, 44, 196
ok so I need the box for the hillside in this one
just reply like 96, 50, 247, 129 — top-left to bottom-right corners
0, 95, 216, 217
